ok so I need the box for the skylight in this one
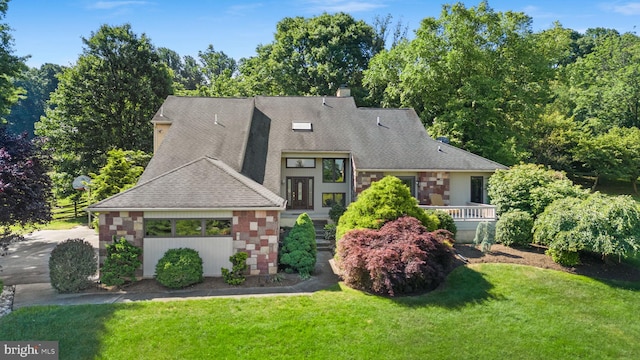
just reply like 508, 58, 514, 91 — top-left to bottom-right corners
292, 122, 312, 131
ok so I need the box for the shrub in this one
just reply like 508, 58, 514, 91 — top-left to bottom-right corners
329, 202, 346, 223
473, 221, 496, 253
487, 163, 587, 217
100, 237, 142, 287
324, 223, 336, 241
221, 252, 248, 285
495, 210, 533, 247
337, 176, 439, 240
155, 248, 203, 289
337, 216, 455, 296
49, 238, 97, 293
280, 213, 317, 278
427, 210, 457, 238
546, 248, 580, 267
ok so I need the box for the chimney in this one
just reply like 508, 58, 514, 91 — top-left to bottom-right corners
336, 84, 350, 97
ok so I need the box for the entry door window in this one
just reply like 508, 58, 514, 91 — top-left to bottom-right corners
287, 177, 314, 210
470, 176, 484, 203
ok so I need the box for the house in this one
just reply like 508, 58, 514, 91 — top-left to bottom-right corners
89, 88, 507, 277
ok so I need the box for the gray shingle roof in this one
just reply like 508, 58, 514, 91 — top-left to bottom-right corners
90, 157, 285, 211
99, 94, 506, 210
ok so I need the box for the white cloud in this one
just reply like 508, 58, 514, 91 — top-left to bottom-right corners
303, 0, 387, 13
611, 2, 640, 15
89, 1, 149, 10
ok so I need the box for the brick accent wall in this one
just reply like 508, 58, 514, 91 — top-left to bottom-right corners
98, 211, 144, 275
355, 171, 385, 195
417, 171, 450, 205
232, 210, 280, 275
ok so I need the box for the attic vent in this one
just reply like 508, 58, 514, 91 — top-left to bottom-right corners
292, 122, 312, 131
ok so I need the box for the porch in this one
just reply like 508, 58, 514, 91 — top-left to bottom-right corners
421, 203, 497, 243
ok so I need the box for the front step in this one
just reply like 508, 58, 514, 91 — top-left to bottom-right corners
312, 220, 333, 252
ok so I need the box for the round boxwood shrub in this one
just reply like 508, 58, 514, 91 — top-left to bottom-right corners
155, 248, 203, 289
495, 210, 534, 247
49, 238, 97, 293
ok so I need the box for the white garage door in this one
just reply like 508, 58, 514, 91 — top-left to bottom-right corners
143, 237, 233, 277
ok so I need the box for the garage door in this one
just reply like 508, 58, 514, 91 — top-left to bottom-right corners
143, 237, 233, 277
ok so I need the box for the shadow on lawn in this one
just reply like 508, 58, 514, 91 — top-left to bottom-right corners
0, 302, 142, 359
391, 266, 498, 309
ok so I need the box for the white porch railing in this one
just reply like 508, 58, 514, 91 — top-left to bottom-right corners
421, 204, 497, 221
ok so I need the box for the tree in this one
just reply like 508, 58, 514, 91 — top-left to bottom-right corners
487, 163, 587, 217
336, 176, 438, 240
363, 1, 555, 165
0, 0, 27, 125
89, 148, 150, 203
239, 12, 381, 103
157, 47, 204, 92
0, 126, 52, 228
6, 63, 64, 137
36, 24, 173, 178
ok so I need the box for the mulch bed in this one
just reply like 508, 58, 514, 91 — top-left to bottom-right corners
455, 243, 640, 283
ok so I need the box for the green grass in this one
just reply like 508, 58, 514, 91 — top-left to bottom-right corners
8, 197, 91, 234
2, 264, 640, 359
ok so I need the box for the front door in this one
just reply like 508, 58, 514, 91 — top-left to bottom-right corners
287, 177, 314, 210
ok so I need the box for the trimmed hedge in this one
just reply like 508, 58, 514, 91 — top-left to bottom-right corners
49, 238, 97, 293
100, 237, 142, 287
155, 248, 203, 289
337, 216, 455, 296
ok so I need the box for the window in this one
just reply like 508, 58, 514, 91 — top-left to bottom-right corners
471, 176, 484, 203
397, 176, 416, 197
286, 158, 315, 168
145, 219, 231, 237
323, 158, 346, 183
322, 193, 346, 207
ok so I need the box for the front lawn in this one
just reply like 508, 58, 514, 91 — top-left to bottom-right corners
2, 264, 640, 359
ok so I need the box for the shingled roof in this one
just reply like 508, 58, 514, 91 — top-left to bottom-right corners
139, 95, 506, 196
90, 157, 285, 211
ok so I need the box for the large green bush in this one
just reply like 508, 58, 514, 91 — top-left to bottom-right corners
280, 213, 317, 278
100, 237, 142, 287
533, 193, 640, 265
337, 176, 439, 240
488, 163, 588, 217
155, 248, 203, 289
49, 238, 97, 293
495, 210, 534, 247
427, 210, 457, 238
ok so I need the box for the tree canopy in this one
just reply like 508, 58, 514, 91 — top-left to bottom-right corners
0, 126, 52, 228
0, 0, 27, 124
36, 24, 173, 180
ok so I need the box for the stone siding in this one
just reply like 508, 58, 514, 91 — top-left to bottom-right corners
98, 211, 144, 275
355, 171, 385, 195
417, 171, 450, 205
232, 210, 280, 275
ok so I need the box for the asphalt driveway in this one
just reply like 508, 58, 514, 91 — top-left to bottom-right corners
0, 227, 98, 286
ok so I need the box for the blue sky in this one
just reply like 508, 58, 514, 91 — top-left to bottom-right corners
8, 0, 640, 68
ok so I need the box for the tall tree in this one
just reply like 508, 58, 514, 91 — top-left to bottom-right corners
0, 0, 27, 124
363, 1, 555, 165
239, 12, 382, 103
6, 63, 64, 137
36, 24, 173, 180
157, 47, 204, 92
567, 31, 640, 131
0, 126, 52, 228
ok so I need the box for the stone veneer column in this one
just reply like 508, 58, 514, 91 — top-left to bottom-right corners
232, 210, 280, 275
417, 171, 450, 205
98, 211, 144, 275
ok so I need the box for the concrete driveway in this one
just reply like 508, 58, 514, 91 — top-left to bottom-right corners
0, 227, 98, 286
